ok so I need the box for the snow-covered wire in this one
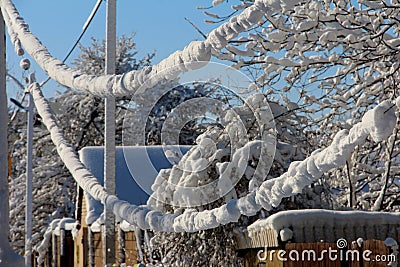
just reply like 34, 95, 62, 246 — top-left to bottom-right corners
2, 0, 279, 97
28, 82, 109, 208
1, 0, 210, 97
28, 81, 399, 233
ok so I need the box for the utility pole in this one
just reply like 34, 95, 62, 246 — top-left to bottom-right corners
103, 0, 116, 265
0, 7, 24, 267
25, 92, 33, 267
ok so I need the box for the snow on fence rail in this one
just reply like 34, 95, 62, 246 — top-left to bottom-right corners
28, 81, 400, 233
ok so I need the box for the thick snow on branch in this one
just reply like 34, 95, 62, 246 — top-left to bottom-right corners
2, 0, 282, 97
1, 7, 23, 56
29, 81, 399, 233
0, 0, 210, 96
254, 100, 397, 211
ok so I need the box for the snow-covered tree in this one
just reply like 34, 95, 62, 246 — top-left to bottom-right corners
73, 34, 154, 76
8, 34, 154, 254
144, 91, 329, 266
203, 0, 400, 211
141, 1, 400, 265
4, 1, 400, 266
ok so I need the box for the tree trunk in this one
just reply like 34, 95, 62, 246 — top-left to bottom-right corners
372, 127, 398, 211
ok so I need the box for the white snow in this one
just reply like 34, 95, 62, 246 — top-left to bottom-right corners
29, 80, 400, 233
0, 0, 284, 97
362, 100, 397, 142
248, 209, 400, 238
89, 219, 102, 233
53, 218, 78, 237
80, 146, 190, 225
0, 0, 211, 97
384, 237, 399, 267
212, 0, 225, 6
36, 218, 77, 265
36, 219, 60, 265
7, 0, 395, 235
254, 101, 397, 211
280, 227, 293, 242
356, 237, 363, 248
2, 7, 23, 56
119, 220, 136, 232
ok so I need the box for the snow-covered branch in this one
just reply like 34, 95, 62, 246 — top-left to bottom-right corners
1, 0, 286, 97
29, 80, 399, 233
1, 6, 23, 56
0, 0, 210, 96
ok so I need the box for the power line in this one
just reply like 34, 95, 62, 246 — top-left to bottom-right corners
63, 0, 103, 63
40, 0, 103, 87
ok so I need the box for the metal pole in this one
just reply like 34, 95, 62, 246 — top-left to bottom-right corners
59, 228, 65, 267
88, 228, 95, 267
25, 92, 33, 267
0, 7, 24, 267
117, 224, 125, 265
103, 0, 116, 265
51, 232, 57, 267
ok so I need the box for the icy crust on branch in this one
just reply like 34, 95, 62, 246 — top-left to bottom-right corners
362, 101, 397, 142
30, 80, 398, 233
247, 209, 400, 238
120, 98, 396, 233
3, 0, 286, 97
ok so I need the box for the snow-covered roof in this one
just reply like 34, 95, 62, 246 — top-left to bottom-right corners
236, 209, 400, 249
79, 146, 191, 227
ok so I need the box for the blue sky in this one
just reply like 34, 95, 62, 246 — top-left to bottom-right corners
6, 0, 230, 98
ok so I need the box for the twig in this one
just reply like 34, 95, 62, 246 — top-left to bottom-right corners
184, 17, 207, 39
